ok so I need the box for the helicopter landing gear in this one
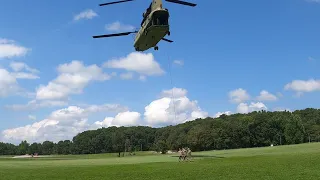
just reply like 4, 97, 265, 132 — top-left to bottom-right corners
154, 46, 159, 50
167, 31, 170, 36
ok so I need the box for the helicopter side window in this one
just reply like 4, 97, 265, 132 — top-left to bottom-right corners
152, 12, 168, 26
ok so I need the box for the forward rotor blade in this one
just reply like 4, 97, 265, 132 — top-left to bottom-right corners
165, 0, 196, 7
162, 38, 173, 43
93, 31, 137, 38
99, 0, 134, 6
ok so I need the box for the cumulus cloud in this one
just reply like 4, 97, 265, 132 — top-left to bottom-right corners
94, 111, 141, 128
5, 100, 68, 111
160, 87, 187, 98
284, 79, 320, 96
256, 90, 278, 101
0, 66, 36, 98
0, 38, 30, 59
2, 106, 88, 143
2, 104, 129, 143
11, 72, 39, 79
215, 111, 232, 118
10, 62, 39, 74
229, 88, 250, 103
74, 9, 97, 21
36, 60, 110, 100
8, 61, 40, 79
2, 87, 208, 143
0, 68, 19, 97
144, 88, 208, 126
105, 21, 135, 32
103, 52, 165, 76
237, 102, 267, 114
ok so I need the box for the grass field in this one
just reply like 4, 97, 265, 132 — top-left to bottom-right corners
1, 143, 320, 179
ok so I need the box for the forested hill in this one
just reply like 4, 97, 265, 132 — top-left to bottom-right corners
1, 108, 320, 155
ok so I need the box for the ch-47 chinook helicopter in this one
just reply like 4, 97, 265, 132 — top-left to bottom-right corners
92, 0, 197, 51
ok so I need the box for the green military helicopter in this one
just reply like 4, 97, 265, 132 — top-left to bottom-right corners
92, 0, 196, 51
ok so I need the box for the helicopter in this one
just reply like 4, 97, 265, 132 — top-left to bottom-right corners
92, 0, 197, 51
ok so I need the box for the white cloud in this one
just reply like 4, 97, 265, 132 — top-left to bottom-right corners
2, 104, 128, 143
237, 102, 267, 114
8, 62, 40, 79
94, 111, 141, 128
12, 72, 39, 79
229, 88, 250, 103
215, 111, 232, 118
173, 60, 184, 66
2, 106, 88, 143
74, 9, 97, 21
6, 99, 129, 112
103, 52, 165, 76
284, 79, 320, 96
28, 115, 36, 120
10, 62, 39, 74
144, 88, 208, 126
5, 100, 68, 111
160, 87, 187, 98
120, 72, 134, 80
105, 21, 135, 32
2, 87, 208, 143
256, 90, 277, 101
0, 38, 29, 59
36, 61, 110, 100
0, 68, 19, 97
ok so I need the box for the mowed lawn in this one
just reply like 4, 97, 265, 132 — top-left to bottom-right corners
1, 143, 320, 180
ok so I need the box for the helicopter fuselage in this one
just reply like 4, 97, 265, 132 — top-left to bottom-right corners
134, 8, 170, 51
93, 0, 196, 51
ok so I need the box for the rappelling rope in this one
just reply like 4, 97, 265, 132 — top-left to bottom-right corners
167, 52, 177, 124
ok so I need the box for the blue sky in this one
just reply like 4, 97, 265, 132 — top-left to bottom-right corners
0, 0, 319, 144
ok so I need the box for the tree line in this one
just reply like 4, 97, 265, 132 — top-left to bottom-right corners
1, 108, 320, 156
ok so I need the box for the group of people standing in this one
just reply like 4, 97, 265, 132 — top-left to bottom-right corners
178, 147, 192, 161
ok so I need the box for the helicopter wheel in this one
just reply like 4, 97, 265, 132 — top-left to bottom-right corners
154, 46, 159, 50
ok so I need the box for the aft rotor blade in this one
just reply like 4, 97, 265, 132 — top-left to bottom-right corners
93, 31, 137, 38
162, 38, 173, 43
99, 0, 134, 6
165, 0, 196, 7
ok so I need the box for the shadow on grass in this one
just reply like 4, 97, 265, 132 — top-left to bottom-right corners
170, 155, 225, 159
